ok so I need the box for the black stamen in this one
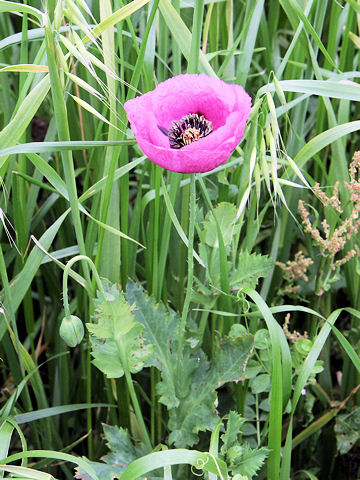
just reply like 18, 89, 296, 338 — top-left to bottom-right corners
158, 125, 168, 136
158, 113, 213, 149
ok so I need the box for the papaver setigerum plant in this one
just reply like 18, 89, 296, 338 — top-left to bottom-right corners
1, 2, 360, 480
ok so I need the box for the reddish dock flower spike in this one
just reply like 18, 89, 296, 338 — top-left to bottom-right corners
124, 74, 252, 173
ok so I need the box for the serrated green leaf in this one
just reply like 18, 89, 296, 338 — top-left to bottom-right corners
74, 424, 149, 480
230, 252, 274, 290
90, 324, 153, 378
87, 282, 154, 378
228, 444, 269, 478
168, 334, 254, 446
167, 350, 218, 447
156, 350, 198, 410
103, 424, 147, 461
126, 280, 180, 408
126, 282, 254, 447
202, 202, 240, 248
220, 411, 246, 456
88, 286, 134, 338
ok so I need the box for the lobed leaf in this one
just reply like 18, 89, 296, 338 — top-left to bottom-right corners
126, 281, 254, 447
220, 411, 246, 456
230, 251, 274, 290
87, 282, 154, 378
75, 424, 148, 480
229, 444, 269, 478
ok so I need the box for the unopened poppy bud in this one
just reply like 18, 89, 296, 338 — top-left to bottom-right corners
59, 315, 84, 347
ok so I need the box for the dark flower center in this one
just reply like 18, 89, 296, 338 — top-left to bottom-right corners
158, 113, 213, 149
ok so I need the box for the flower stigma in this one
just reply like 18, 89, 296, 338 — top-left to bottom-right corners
158, 113, 213, 149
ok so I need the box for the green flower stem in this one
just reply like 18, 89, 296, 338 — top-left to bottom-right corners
178, 174, 196, 360
151, 166, 161, 300
61, 253, 105, 459
44, 18, 90, 287
115, 338, 153, 452
149, 166, 161, 445
198, 176, 232, 335
62, 255, 107, 318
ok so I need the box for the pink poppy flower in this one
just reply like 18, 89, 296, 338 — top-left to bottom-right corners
124, 74, 252, 173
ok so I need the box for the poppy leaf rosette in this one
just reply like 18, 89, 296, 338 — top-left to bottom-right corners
124, 74, 252, 173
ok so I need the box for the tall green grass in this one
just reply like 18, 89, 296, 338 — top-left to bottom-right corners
0, 0, 359, 479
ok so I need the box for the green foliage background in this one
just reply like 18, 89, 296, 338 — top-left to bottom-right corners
0, 0, 359, 479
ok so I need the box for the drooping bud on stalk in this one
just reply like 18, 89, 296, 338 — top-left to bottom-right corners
60, 315, 84, 347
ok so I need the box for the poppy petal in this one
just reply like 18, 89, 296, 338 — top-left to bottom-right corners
124, 74, 252, 173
